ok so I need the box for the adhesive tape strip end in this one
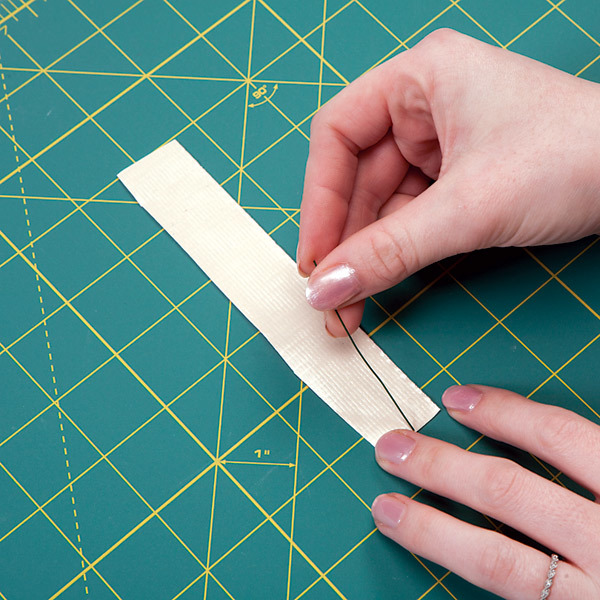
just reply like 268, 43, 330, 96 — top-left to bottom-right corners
117, 142, 439, 445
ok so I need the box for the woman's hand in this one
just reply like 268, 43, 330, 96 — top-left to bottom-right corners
297, 29, 600, 336
371, 385, 600, 600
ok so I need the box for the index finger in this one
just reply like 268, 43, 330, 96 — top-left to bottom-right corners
296, 65, 394, 276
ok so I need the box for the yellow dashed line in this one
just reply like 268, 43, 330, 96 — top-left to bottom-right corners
1, 54, 89, 596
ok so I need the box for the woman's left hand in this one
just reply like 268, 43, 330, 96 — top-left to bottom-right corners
371, 385, 600, 600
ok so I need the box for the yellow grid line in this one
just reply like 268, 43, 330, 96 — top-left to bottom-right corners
203, 298, 234, 599
0, 206, 300, 452
0, 0, 253, 187
0, 462, 124, 599
1, 48, 93, 597
545, 0, 600, 49
0, 0, 36, 25
504, 1, 566, 48
286, 382, 303, 600
0, 335, 238, 596
0, 0, 146, 108
1, 213, 360, 598
1, 325, 337, 600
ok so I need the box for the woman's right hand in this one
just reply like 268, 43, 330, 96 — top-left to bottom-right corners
297, 29, 600, 335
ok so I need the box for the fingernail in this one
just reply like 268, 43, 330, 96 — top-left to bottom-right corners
324, 312, 336, 337
305, 264, 361, 310
375, 430, 416, 464
372, 495, 406, 529
296, 244, 308, 277
442, 385, 483, 412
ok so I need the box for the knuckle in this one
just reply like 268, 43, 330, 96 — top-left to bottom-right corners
366, 223, 416, 287
535, 411, 582, 456
480, 460, 525, 513
477, 540, 519, 587
416, 28, 461, 52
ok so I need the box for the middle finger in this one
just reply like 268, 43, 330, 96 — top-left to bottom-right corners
375, 430, 597, 563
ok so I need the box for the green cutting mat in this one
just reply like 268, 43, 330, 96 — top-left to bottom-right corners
1, 0, 599, 598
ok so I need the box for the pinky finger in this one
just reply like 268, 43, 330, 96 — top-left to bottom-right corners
371, 494, 593, 600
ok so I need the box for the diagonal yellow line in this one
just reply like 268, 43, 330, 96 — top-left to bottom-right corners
353, 0, 408, 50
203, 300, 234, 599
219, 463, 348, 599
286, 382, 303, 600
418, 238, 599, 393
527, 332, 600, 406
206, 436, 363, 593
447, 268, 600, 421
0, 461, 124, 599
370, 296, 461, 385
257, 0, 348, 84
367, 256, 466, 337
47, 458, 217, 600
249, 0, 353, 83
450, 0, 503, 47
0, 228, 219, 462
0, 0, 35, 25
0, 0, 146, 111
0, 173, 121, 272
225, 361, 370, 510
525, 247, 600, 321
505, 0, 565, 48
366, 1, 456, 71
6, 31, 134, 161
0, 358, 226, 547
0, 227, 163, 359
576, 52, 600, 77
0, 0, 252, 189
545, 0, 600, 48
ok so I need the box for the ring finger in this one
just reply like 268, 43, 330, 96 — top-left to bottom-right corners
374, 429, 598, 564
371, 493, 593, 600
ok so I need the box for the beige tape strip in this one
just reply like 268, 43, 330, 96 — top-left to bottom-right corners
118, 141, 438, 445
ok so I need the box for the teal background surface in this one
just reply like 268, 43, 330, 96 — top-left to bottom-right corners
0, 0, 599, 598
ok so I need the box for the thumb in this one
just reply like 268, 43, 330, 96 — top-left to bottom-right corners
305, 181, 484, 310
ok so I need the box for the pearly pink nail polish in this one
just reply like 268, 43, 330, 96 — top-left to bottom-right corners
305, 264, 361, 310
372, 495, 406, 529
442, 385, 483, 412
375, 431, 416, 464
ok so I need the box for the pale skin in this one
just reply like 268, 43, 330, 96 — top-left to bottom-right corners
296, 29, 600, 599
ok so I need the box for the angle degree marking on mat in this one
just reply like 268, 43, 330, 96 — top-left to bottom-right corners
248, 82, 277, 107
